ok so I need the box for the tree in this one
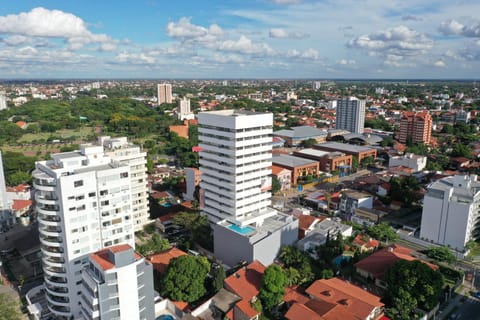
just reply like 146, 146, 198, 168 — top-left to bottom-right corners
450, 143, 472, 158
136, 233, 171, 256
0, 293, 22, 320
271, 176, 281, 194
161, 255, 210, 302
385, 260, 444, 318
210, 264, 226, 293
366, 222, 398, 243
426, 246, 456, 264
301, 138, 318, 148
259, 264, 287, 311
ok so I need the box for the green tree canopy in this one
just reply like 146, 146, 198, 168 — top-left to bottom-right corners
366, 222, 399, 243
210, 264, 226, 293
385, 260, 444, 319
136, 233, 171, 256
426, 246, 456, 264
259, 264, 287, 311
161, 255, 210, 302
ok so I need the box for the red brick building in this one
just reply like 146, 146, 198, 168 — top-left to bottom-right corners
397, 111, 432, 145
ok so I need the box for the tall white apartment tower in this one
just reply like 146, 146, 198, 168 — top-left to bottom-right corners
198, 110, 275, 225
157, 83, 172, 105
420, 175, 480, 251
177, 97, 194, 120
99, 136, 150, 231
0, 151, 14, 228
335, 97, 366, 134
33, 145, 135, 319
0, 93, 7, 110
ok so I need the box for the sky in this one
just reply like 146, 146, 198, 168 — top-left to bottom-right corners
0, 0, 479, 79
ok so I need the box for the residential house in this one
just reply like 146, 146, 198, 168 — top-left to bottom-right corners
272, 154, 319, 185
340, 190, 374, 217
271, 165, 292, 191
297, 218, 352, 253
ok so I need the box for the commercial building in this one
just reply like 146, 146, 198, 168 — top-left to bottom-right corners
273, 126, 327, 147
99, 136, 150, 231
80, 244, 154, 320
335, 97, 366, 134
272, 154, 320, 185
293, 148, 352, 175
157, 83, 173, 105
33, 145, 136, 319
420, 175, 480, 251
397, 111, 433, 145
198, 110, 298, 266
388, 153, 427, 172
177, 97, 194, 120
313, 142, 377, 162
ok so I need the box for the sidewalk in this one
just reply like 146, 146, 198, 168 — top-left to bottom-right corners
437, 283, 471, 320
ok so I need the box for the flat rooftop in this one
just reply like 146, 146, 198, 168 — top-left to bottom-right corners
315, 142, 375, 153
272, 154, 318, 168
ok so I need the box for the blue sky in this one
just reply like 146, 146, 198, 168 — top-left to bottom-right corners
0, 0, 479, 79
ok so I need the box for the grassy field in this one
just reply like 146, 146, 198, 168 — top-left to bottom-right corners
18, 126, 95, 143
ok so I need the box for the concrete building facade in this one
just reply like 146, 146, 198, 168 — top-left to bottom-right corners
177, 97, 194, 120
33, 145, 136, 319
157, 83, 172, 105
80, 244, 154, 320
99, 137, 150, 231
388, 153, 427, 172
335, 97, 366, 134
420, 175, 480, 251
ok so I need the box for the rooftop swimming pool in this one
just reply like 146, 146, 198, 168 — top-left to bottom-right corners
156, 315, 174, 320
228, 224, 255, 235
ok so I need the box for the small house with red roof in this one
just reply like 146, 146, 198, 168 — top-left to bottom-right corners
352, 234, 379, 253
355, 244, 438, 288
271, 165, 291, 191
284, 277, 385, 320
147, 247, 187, 274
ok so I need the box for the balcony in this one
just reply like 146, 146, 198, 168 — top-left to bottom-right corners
46, 292, 70, 304
46, 284, 69, 295
44, 266, 66, 275
41, 245, 64, 254
46, 276, 67, 284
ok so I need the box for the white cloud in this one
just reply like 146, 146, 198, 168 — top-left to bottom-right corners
0, 7, 116, 50
402, 15, 423, 22
269, 28, 308, 39
166, 17, 224, 39
218, 35, 273, 55
439, 19, 480, 37
433, 59, 446, 67
338, 59, 356, 65
115, 51, 156, 64
286, 48, 319, 60
2, 35, 30, 46
348, 25, 433, 58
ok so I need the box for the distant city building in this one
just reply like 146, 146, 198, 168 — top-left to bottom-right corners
455, 109, 470, 123
198, 110, 298, 266
157, 83, 172, 105
388, 153, 427, 172
293, 148, 352, 175
0, 94, 7, 110
99, 136, 150, 231
313, 142, 377, 162
183, 167, 201, 201
273, 126, 327, 147
177, 97, 194, 120
335, 97, 366, 134
312, 81, 321, 90
286, 91, 297, 101
80, 244, 155, 320
0, 151, 15, 228
33, 145, 136, 319
397, 111, 433, 145
420, 175, 480, 251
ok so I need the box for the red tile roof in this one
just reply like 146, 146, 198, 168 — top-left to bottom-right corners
224, 260, 265, 300
235, 299, 259, 318
272, 165, 289, 176
12, 199, 32, 211
283, 287, 310, 305
352, 234, 379, 250
306, 278, 384, 319
299, 215, 320, 231
90, 244, 141, 271
354, 244, 438, 280
147, 247, 187, 273
285, 302, 326, 320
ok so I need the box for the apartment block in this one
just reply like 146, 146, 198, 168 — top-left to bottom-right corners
157, 83, 172, 105
99, 137, 150, 231
33, 145, 136, 319
335, 97, 366, 134
420, 175, 480, 251
397, 111, 432, 145
80, 244, 154, 320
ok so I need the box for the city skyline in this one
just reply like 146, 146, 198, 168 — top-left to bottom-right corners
0, 1, 479, 79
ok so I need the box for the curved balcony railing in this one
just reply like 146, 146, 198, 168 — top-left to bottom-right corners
46, 284, 69, 295
38, 214, 61, 223
41, 245, 64, 254
45, 275, 67, 284
44, 266, 66, 275
48, 304, 71, 316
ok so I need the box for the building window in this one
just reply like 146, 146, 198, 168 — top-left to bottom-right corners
76, 195, 85, 201
100, 190, 108, 196
74, 180, 83, 188
120, 172, 129, 178
88, 192, 96, 197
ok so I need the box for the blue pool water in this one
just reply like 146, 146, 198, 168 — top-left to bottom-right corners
156, 315, 174, 320
333, 254, 352, 267
161, 203, 173, 207
228, 224, 255, 235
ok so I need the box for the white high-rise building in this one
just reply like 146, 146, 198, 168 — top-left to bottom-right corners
0, 94, 7, 110
80, 244, 155, 320
99, 137, 150, 231
335, 97, 366, 134
0, 151, 14, 228
157, 83, 172, 105
177, 97, 194, 120
198, 110, 275, 225
33, 145, 135, 319
198, 110, 298, 266
420, 175, 480, 251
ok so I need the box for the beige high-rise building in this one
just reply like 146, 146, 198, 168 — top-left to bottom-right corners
157, 83, 172, 105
